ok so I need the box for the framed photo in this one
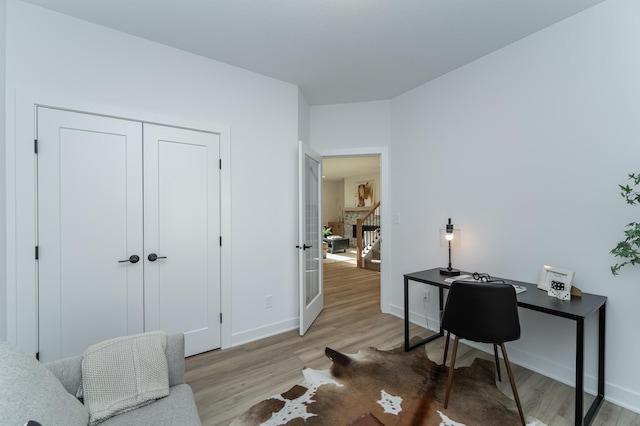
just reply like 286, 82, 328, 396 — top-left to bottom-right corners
355, 181, 375, 207
537, 265, 574, 292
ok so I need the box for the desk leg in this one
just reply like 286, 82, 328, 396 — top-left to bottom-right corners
404, 276, 410, 351
575, 318, 584, 426
439, 287, 444, 335
584, 303, 606, 425
598, 304, 606, 396
404, 278, 444, 352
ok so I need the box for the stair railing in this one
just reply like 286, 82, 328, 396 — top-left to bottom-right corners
356, 201, 381, 268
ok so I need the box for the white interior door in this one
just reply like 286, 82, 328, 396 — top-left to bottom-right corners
37, 109, 221, 362
298, 141, 323, 335
37, 108, 144, 362
143, 124, 221, 356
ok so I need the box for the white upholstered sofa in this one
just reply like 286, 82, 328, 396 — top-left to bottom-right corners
0, 332, 201, 426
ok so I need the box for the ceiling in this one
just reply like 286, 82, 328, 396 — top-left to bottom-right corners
322, 156, 380, 181
21, 0, 605, 106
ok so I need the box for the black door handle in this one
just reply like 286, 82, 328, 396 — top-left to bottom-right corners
148, 253, 167, 262
118, 255, 140, 264
295, 244, 313, 250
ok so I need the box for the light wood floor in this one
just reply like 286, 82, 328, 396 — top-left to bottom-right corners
185, 261, 639, 426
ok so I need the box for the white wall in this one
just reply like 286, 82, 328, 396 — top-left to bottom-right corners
0, 0, 6, 342
311, 101, 391, 152
322, 179, 341, 225
298, 89, 310, 143
4, 0, 300, 347
389, 0, 640, 411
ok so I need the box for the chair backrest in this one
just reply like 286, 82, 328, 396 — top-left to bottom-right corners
441, 280, 520, 344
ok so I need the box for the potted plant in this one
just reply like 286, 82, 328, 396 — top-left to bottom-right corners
322, 226, 331, 258
610, 172, 640, 275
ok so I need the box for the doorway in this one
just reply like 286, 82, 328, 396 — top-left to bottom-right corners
321, 155, 382, 303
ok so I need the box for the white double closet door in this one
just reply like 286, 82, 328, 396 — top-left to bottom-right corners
37, 108, 221, 362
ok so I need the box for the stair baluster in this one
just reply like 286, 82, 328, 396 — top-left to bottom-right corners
356, 201, 381, 269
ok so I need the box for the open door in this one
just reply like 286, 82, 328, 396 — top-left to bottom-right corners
298, 141, 323, 335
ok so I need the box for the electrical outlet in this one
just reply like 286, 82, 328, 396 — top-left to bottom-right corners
265, 295, 273, 309
422, 291, 430, 303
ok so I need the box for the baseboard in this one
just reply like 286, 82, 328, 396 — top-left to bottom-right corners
389, 302, 640, 414
388, 303, 438, 333
464, 342, 640, 413
231, 317, 299, 347
604, 383, 640, 415
390, 302, 592, 387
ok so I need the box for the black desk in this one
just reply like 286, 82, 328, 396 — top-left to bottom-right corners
404, 268, 606, 426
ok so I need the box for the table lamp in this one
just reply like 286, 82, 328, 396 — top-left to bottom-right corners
440, 218, 461, 276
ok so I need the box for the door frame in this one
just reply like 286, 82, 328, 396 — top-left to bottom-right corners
6, 89, 232, 355
317, 147, 390, 314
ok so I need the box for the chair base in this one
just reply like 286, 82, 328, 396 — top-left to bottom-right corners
443, 336, 526, 426
443, 334, 501, 382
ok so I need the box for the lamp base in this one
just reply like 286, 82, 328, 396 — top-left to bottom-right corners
439, 267, 461, 276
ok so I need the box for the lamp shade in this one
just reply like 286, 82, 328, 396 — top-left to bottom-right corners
439, 228, 461, 247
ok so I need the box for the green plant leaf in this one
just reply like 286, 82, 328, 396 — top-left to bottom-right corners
611, 172, 640, 275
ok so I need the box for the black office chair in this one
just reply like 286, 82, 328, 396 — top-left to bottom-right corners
441, 280, 525, 426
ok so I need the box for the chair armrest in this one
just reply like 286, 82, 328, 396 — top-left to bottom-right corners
166, 333, 186, 386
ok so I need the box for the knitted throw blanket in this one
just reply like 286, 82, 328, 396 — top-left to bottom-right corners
79, 331, 169, 425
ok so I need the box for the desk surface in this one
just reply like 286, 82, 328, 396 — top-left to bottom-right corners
404, 268, 607, 320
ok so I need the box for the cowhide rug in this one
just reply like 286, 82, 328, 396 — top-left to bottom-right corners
231, 344, 547, 426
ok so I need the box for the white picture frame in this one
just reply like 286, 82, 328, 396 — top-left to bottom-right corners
537, 265, 574, 292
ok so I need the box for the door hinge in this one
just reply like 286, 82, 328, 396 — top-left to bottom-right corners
36, 352, 40, 361
34, 139, 38, 154
219, 159, 222, 170
219, 236, 222, 246
220, 313, 223, 323
35, 246, 39, 260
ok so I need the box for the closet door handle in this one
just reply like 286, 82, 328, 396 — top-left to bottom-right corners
148, 253, 167, 262
118, 255, 140, 264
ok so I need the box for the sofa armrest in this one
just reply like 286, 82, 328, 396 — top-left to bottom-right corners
166, 333, 186, 386
45, 355, 83, 396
